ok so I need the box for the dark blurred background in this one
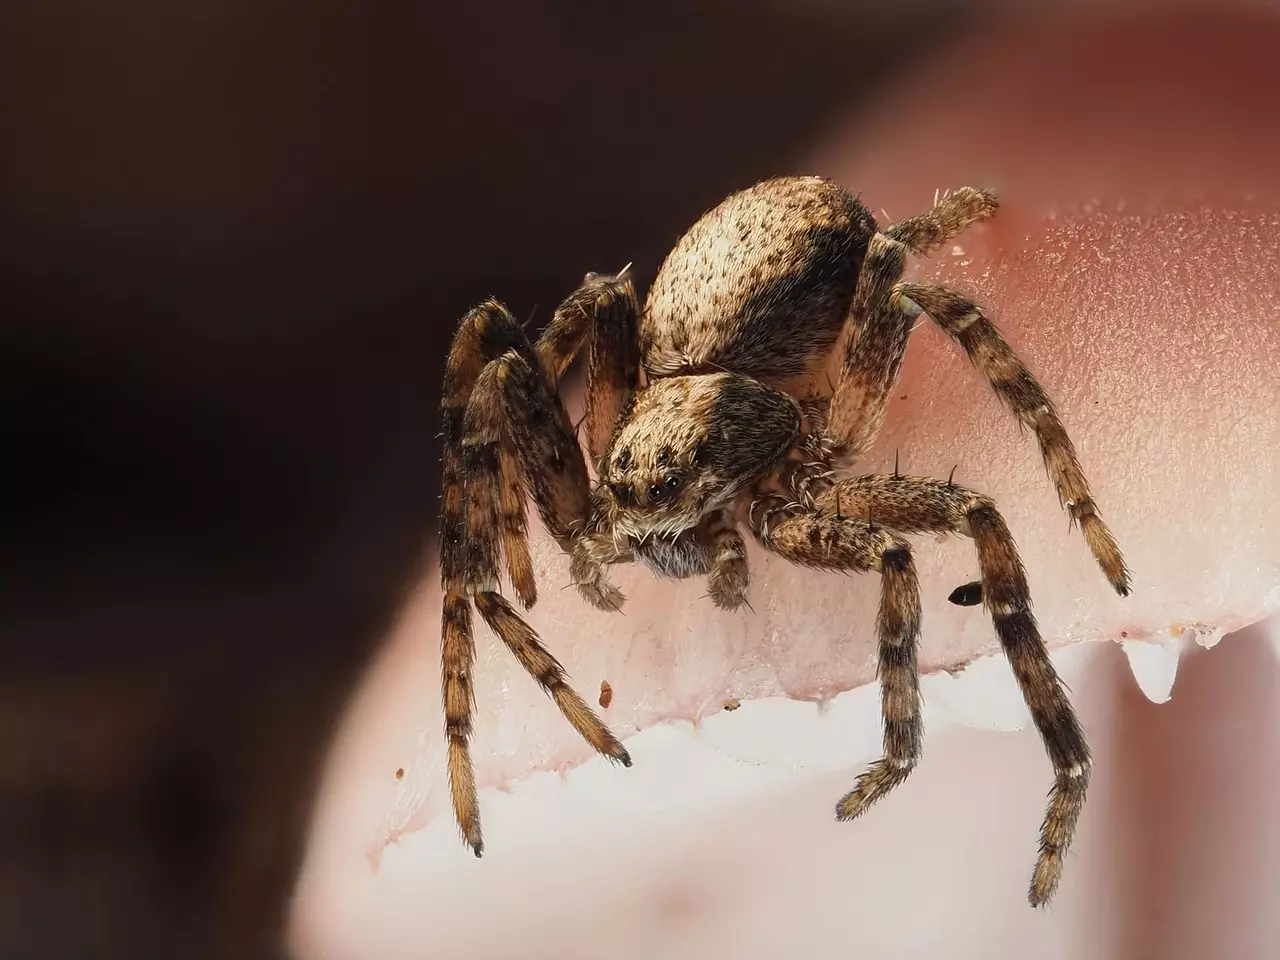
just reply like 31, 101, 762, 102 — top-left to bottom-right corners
0, 2, 974, 957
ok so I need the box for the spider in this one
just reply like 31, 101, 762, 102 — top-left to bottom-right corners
438, 175, 1130, 907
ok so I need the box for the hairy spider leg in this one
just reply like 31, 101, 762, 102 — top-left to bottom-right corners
825, 183, 1004, 459
825, 232, 915, 460
898, 281, 1131, 596
534, 272, 642, 465
752, 505, 924, 820
814, 475, 1091, 907
807, 187, 1117, 906
438, 278, 639, 855
884, 185, 999, 255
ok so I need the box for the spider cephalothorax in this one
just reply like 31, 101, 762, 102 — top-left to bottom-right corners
595, 374, 798, 544
438, 176, 1130, 907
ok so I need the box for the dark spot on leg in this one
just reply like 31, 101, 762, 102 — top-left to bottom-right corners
881, 546, 910, 573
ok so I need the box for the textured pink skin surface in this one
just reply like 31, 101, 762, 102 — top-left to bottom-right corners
291, 7, 1280, 958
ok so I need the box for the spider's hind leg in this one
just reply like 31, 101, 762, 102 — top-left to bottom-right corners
817, 194, 1129, 597
823, 231, 918, 461
821, 187, 998, 461
884, 185, 999, 255
899, 281, 1130, 596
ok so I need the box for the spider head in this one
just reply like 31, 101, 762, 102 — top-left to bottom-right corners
594, 373, 801, 543
596, 429, 709, 541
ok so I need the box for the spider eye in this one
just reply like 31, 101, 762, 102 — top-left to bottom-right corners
610, 483, 633, 504
648, 474, 682, 502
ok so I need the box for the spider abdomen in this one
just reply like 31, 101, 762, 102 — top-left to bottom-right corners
641, 175, 877, 383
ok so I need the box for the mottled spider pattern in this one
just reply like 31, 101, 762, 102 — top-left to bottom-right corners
438, 176, 1130, 906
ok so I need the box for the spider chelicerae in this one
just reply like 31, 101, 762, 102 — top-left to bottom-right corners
438, 175, 1130, 906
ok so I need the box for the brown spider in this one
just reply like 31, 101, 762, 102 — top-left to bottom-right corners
438, 176, 1130, 907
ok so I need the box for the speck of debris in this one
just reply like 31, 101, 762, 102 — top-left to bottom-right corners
598, 680, 613, 709
1121, 631, 1128, 638
722, 698, 741, 712
948, 581, 983, 607
395, 767, 405, 781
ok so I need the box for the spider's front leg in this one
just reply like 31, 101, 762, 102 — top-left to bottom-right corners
438, 274, 639, 854
815, 475, 1089, 907
499, 268, 644, 620
751, 498, 924, 812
